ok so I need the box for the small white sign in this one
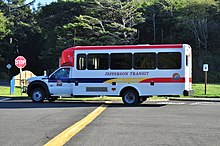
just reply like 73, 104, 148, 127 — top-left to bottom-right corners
203, 64, 208, 72
6, 64, 12, 69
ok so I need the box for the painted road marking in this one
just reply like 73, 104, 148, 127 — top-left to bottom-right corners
44, 101, 111, 146
0, 98, 11, 102
189, 102, 220, 106
157, 102, 186, 105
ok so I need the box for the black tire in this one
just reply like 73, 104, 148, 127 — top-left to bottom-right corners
30, 88, 45, 103
138, 97, 148, 103
122, 90, 139, 105
48, 97, 57, 102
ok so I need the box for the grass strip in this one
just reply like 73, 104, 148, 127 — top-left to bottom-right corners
1, 84, 220, 100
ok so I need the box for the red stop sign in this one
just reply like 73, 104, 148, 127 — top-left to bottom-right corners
15, 56, 26, 68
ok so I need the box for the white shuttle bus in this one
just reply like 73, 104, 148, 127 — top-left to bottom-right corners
27, 44, 193, 105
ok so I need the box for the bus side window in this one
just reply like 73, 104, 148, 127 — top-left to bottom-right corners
158, 52, 181, 69
110, 53, 132, 70
88, 54, 109, 70
77, 54, 86, 70
51, 68, 70, 79
134, 53, 156, 69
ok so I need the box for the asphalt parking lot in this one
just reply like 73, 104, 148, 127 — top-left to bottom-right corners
1, 99, 220, 146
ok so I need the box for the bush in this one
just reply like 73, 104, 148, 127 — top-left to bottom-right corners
0, 72, 9, 81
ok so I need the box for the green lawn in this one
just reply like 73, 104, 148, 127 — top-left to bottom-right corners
0, 84, 220, 99
192, 84, 220, 97
0, 86, 27, 97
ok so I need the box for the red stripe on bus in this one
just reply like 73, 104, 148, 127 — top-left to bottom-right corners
140, 78, 185, 83
73, 44, 183, 50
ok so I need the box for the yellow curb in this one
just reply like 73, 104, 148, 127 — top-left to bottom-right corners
44, 101, 111, 146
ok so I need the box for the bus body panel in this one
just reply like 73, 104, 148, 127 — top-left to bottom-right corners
56, 44, 192, 96
66, 44, 192, 97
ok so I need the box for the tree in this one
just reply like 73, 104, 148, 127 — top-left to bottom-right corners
0, 11, 8, 40
173, 0, 220, 82
93, 0, 144, 44
37, 0, 144, 70
141, 0, 165, 44
0, 0, 42, 76
37, 1, 87, 69
0, 11, 8, 62
177, 0, 218, 51
58, 0, 144, 47
139, 0, 188, 44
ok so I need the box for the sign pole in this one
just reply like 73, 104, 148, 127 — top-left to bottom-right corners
8, 69, 10, 89
20, 68, 22, 95
203, 64, 208, 95
6, 64, 12, 94
205, 71, 207, 95
15, 56, 27, 95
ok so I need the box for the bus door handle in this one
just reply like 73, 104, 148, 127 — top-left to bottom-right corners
112, 82, 116, 86
75, 81, 79, 86
150, 81, 154, 86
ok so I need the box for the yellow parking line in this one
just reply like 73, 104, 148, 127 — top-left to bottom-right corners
44, 101, 111, 146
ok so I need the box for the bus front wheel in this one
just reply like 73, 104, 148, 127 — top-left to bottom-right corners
122, 90, 139, 105
30, 88, 45, 103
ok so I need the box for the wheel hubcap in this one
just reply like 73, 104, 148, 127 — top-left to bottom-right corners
124, 93, 135, 104
32, 91, 42, 101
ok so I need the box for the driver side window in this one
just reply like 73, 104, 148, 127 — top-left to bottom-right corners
51, 68, 70, 80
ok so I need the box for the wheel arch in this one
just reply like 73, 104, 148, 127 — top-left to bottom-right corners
120, 86, 140, 97
27, 81, 50, 97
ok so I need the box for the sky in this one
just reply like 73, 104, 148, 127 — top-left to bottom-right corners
26, 0, 57, 7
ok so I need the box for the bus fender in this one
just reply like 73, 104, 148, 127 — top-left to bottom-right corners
119, 86, 140, 97
27, 81, 50, 98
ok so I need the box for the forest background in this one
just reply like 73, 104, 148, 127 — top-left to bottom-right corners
0, 0, 220, 83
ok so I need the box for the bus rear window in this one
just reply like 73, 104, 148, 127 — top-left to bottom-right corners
158, 52, 181, 69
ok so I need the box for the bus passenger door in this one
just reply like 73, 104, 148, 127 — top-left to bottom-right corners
73, 53, 110, 96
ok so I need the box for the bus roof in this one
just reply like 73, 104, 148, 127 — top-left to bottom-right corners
60, 44, 185, 67
60, 47, 74, 67
71, 44, 183, 50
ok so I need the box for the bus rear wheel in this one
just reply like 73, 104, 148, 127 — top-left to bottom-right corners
122, 90, 139, 106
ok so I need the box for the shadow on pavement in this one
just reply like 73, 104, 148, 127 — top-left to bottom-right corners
0, 81, 9, 86
0, 100, 167, 109
107, 103, 167, 108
